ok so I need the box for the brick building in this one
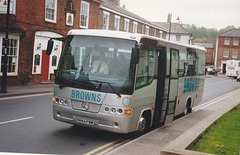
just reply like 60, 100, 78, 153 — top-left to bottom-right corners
0, 0, 170, 86
100, 0, 168, 39
194, 42, 214, 66
214, 28, 240, 73
0, 0, 103, 85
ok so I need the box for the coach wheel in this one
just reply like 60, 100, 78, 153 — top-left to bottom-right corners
133, 112, 150, 137
138, 115, 147, 133
184, 100, 191, 115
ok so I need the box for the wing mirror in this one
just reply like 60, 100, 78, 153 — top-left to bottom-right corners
131, 46, 140, 64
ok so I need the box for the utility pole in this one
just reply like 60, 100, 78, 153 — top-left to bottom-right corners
1, 0, 10, 93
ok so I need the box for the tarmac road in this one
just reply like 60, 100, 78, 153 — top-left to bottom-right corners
200, 75, 240, 104
0, 75, 240, 155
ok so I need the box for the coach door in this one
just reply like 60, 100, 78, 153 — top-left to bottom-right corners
154, 47, 179, 126
153, 47, 166, 125
164, 48, 179, 125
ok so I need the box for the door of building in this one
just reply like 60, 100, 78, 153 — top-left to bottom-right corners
41, 50, 50, 80
222, 63, 226, 73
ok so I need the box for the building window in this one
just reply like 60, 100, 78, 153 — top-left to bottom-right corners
80, 1, 90, 28
124, 18, 130, 32
0, 36, 19, 76
45, 0, 57, 23
0, 0, 16, 14
34, 54, 40, 66
224, 38, 230, 45
234, 39, 239, 46
224, 49, 229, 58
145, 26, 149, 35
52, 55, 57, 66
103, 11, 110, 30
160, 31, 163, 38
114, 15, 120, 31
133, 22, 138, 33
232, 50, 238, 58
176, 35, 181, 41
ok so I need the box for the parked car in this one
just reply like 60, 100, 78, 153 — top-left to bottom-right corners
207, 67, 217, 75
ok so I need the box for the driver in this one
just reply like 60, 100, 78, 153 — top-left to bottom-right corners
91, 52, 109, 75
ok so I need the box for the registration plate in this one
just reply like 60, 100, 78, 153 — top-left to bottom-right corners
75, 116, 95, 125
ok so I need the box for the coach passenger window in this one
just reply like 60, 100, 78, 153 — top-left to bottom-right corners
187, 51, 197, 76
179, 52, 187, 76
198, 50, 205, 75
136, 48, 156, 89
170, 49, 179, 78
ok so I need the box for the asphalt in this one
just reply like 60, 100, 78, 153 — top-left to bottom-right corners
0, 80, 239, 155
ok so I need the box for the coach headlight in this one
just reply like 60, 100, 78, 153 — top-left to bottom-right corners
55, 97, 59, 104
59, 99, 64, 105
111, 108, 116, 113
64, 100, 68, 105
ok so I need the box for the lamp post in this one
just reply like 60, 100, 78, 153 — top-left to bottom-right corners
167, 13, 172, 41
1, 0, 10, 93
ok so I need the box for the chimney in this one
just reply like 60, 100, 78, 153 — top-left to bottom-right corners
106, 0, 120, 6
167, 13, 172, 23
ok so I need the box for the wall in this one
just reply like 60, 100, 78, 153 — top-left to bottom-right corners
0, 0, 101, 85
216, 36, 240, 72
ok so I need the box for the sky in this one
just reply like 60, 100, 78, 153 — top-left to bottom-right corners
120, 0, 240, 30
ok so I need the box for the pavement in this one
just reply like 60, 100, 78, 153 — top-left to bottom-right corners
0, 79, 240, 155
0, 83, 54, 98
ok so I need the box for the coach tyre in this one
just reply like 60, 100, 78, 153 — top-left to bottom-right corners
184, 99, 191, 115
135, 111, 151, 137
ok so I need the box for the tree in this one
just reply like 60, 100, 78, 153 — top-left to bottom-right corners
183, 25, 236, 41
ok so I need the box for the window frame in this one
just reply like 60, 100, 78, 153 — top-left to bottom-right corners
232, 49, 238, 58
103, 11, 110, 30
141, 24, 144, 34
80, 1, 90, 28
224, 38, 230, 45
114, 15, 120, 31
223, 49, 229, 58
233, 38, 239, 46
0, 0, 16, 14
160, 31, 163, 38
124, 18, 130, 32
145, 26, 150, 35
0, 35, 20, 76
45, 0, 57, 23
176, 35, 181, 42
133, 21, 138, 33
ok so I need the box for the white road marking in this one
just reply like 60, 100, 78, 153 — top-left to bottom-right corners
0, 93, 52, 101
0, 117, 33, 125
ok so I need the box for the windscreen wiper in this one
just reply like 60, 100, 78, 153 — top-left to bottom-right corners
89, 80, 121, 98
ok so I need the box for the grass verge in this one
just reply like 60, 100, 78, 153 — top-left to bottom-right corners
188, 104, 240, 154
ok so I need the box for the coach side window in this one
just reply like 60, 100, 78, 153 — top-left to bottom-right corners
187, 50, 197, 76
179, 51, 187, 76
198, 51, 205, 75
135, 48, 156, 89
